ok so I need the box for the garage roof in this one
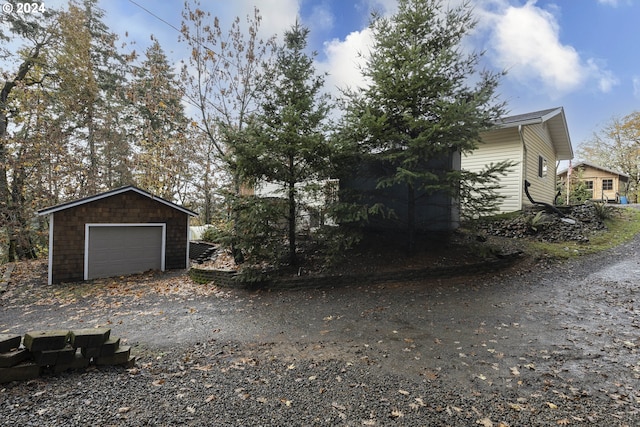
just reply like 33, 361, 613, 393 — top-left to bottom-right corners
494, 107, 574, 161
38, 186, 198, 217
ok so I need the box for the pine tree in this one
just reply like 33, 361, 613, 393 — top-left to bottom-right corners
55, 0, 131, 195
342, 0, 510, 249
129, 38, 191, 200
235, 22, 332, 266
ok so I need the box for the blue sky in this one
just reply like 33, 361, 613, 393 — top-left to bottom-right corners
45, 0, 640, 157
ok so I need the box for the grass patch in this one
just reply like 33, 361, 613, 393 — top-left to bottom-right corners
529, 207, 640, 259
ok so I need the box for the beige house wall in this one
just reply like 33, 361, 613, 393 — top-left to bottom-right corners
522, 124, 558, 206
462, 128, 523, 213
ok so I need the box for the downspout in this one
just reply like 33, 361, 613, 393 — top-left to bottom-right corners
518, 125, 527, 207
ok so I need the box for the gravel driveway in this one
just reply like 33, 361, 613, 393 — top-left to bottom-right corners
1, 234, 639, 426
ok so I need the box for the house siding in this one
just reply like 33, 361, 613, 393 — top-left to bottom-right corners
49, 192, 189, 283
523, 124, 557, 205
462, 128, 523, 213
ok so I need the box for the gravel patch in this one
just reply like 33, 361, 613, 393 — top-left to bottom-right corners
2, 207, 640, 426
2, 339, 638, 426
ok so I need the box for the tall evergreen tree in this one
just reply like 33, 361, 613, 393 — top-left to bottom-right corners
56, 0, 131, 195
342, 0, 510, 249
130, 39, 191, 200
236, 22, 332, 266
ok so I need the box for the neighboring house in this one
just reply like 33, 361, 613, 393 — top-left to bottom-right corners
461, 107, 574, 213
38, 186, 197, 284
248, 179, 339, 229
557, 161, 630, 203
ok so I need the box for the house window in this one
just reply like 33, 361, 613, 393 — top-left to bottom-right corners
602, 179, 613, 191
585, 180, 594, 197
538, 156, 547, 178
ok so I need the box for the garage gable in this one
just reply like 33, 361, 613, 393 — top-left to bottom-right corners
37, 186, 197, 284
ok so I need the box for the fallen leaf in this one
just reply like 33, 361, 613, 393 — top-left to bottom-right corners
281, 399, 292, 407
510, 367, 520, 376
152, 379, 165, 386
186, 406, 195, 414
205, 395, 216, 403
390, 409, 404, 418
332, 402, 346, 411
477, 417, 493, 427
546, 402, 558, 409
508, 403, 522, 411
398, 389, 410, 396
118, 407, 130, 414
556, 419, 570, 425
423, 370, 438, 380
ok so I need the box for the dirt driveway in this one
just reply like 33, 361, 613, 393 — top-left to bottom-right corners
1, 235, 639, 425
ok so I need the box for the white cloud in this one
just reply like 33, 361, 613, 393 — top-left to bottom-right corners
586, 59, 619, 93
633, 76, 640, 99
219, 0, 300, 40
597, 0, 619, 6
309, 3, 335, 32
485, 1, 617, 96
319, 29, 374, 94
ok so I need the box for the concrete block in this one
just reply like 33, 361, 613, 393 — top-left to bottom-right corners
95, 345, 131, 366
33, 345, 75, 367
80, 346, 101, 359
24, 330, 69, 351
0, 348, 31, 368
99, 338, 120, 357
68, 328, 111, 348
0, 362, 40, 384
0, 334, 22, 353
53, 350, 90, 373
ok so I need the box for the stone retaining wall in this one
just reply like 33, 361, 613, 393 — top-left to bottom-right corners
189, 268, 238, 286
0, 328, 134, 384
189, 253, 522, 290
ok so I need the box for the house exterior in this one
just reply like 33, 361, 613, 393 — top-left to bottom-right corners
557, 161, 629, 203
38, 186, 197, 284
461, 107, 574, 213
248, 179, 339, 229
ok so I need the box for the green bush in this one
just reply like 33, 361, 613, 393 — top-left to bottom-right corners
591, 201, 615, 221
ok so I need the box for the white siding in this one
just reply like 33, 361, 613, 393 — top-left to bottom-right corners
522, 124, 557, 205
462, 128, 523, 213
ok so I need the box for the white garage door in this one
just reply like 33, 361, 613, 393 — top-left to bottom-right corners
85, 224, 166, 280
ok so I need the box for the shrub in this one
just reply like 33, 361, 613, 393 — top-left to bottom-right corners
590, 201, 615, 221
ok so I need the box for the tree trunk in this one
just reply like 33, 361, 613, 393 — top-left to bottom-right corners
9, 150, 37, 260
407, 183, 416, 253
288, 179, 297, 266
0, 44, 43, 259
287, 153, 297, 266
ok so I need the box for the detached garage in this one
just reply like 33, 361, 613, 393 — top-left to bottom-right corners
38, 186, 198, 284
